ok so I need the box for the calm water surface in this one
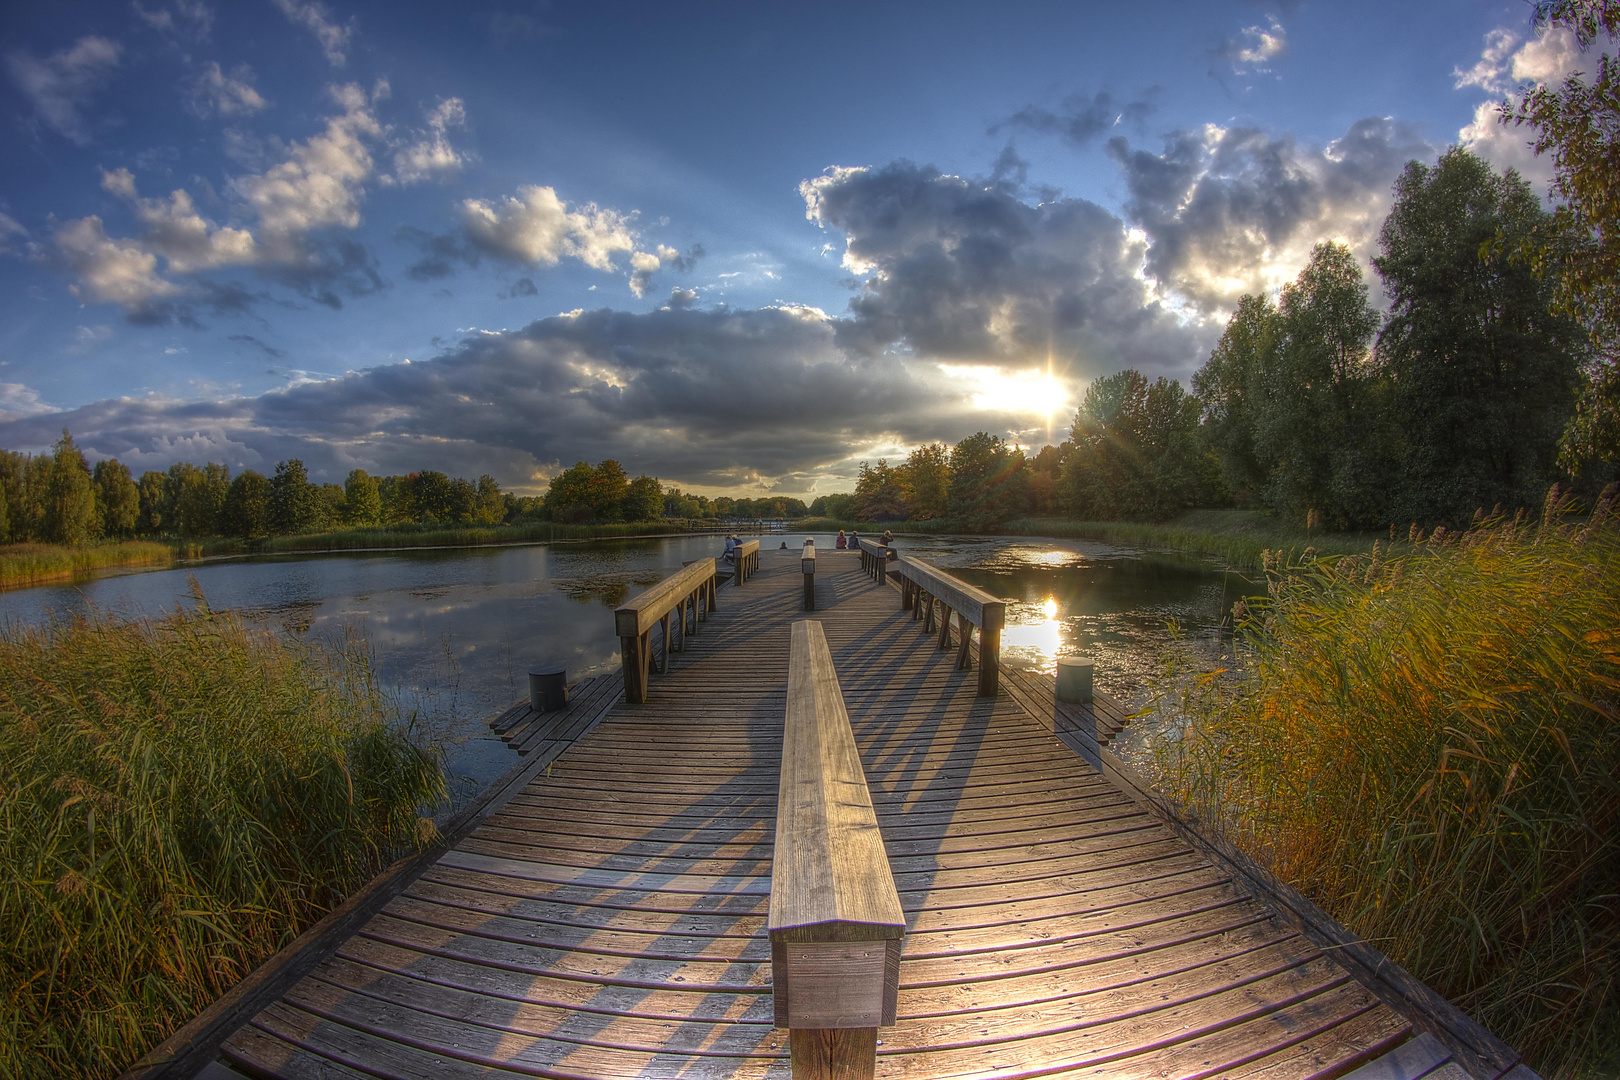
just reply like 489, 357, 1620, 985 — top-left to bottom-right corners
0, 533, 1261, 798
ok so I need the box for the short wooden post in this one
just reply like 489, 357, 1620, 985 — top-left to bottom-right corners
802, 540, 816, 611
977, 603, 1004, 697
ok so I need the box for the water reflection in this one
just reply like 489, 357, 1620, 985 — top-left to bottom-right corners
0, 532, 1262, 799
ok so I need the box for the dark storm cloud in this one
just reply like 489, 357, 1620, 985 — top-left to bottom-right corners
0, 305, 965, 490
260, 237, 386, 308
991, 89, 1157, 149
802, 161, 1206, 377
1106, 117, 1435, 311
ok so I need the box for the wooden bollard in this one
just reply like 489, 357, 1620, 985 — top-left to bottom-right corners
801, 539, 816, 611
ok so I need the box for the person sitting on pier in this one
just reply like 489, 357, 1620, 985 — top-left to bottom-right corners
881, 528, 894, 547
835, 530, 847, 549
723, 535, 737, 562
850, 529, 859, 547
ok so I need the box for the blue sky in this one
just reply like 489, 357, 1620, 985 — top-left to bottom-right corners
0, 0, 1589, 495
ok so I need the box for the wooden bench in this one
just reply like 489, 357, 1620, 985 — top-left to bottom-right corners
613, 558, 717, 704
733, 538, 760, 585
770, 620, 904, 1080
801, 539, 816, 610
893, 556, 1005, 696
855, 537, 892, 585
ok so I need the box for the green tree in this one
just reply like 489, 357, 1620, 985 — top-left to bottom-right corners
949, 432, 1029, 529
409, 471, 454, 522
222, 470, 270, 538
1255, 242, 1388, 527
44, 431, 98, 546
343, 469, 383, 527
1194, 294, 1279, 506
621, 475, 663, 522
268, 459, 320, 535
545, 462, 595, 522
809, 493, 857, 520
136, 471, 167, 536
1027, 444, 1068, 516
1504, 2, 1620, 476
588, 460, 630, 522
852, 459, 907, 521
92, 458, 140, 539
316, 482, 347, 528
899, 443, 951, 520
1375, 148, 1584, 524
167, 462, 230, 538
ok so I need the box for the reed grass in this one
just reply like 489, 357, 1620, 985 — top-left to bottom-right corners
1158, 489, 1620, 1078
0, 587, 446, 1079
1001, 513, 1382, 568
251, 519, 691, 553
0, 541, 174, 590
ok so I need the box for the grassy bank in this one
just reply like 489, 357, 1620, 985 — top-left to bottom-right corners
0, 591, 446, 1079
213, 518, 698, 556
800, 510, 1385, 569
0, 541, 174, 590
1158, 493, 1620, 1078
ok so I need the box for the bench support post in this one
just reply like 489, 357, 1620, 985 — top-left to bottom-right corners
790, 1028, 878, 1080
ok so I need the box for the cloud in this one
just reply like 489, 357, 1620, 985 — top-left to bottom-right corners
1212, 17, 1287, 74
134, 1, 214, 39
271, 0, 354, 66
0, 211, 26, 255
0, 383, 57, 423
801, 161, 1207, 377
460, 184, 645, 283
666, 286, 698, 309
390, 97, 468, 185
991, 89, 1156, 148
66, 324, 113, 354
229, 333, 285, 358
5, 36, 122, 145
1106, 117, 1435, 313
51, 215, 181, 318
190, 61, 266, 117
504, 276, 538, 297
101, 167, 259, 273
1455, 25, 1613, 192
628, 250, 660, 297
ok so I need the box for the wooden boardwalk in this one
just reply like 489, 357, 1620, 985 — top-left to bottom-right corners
202, 550, 1522, 1080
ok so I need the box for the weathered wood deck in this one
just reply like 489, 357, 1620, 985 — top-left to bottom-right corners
192, 550, 1529, 1080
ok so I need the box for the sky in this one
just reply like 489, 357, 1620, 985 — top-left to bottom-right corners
0, 0, 1603, 497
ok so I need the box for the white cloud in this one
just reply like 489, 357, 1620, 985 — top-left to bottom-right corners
0, 383, 57, 422
1231, 18, 1286, 69
191, 61, 266, 117
134, 1, 214, 38
1456, 25, 1614, 193
628, 250, 661, 297
462, 185, 638, 272
4, 36, 122, 145
391, 97, 467, 184
52, 215, 180, 313
101, 167, 258, 273
271, 0, 353, 66
230, 82, 380, 253
66, 324, 113, 354
0, 211, 26, 255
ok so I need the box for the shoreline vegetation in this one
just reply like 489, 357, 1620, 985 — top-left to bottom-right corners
1158, 490, 1620, 1079
0, 589, 445, 1079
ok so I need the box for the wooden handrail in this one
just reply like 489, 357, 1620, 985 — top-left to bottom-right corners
771, 620, 904, 1080
892, 556, 1005, 696
801, 540, 816, 611
613, 558, 717, 703
734, 538, 760, 585
855, 537, 891, 585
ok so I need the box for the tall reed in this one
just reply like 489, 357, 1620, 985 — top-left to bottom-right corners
0, 587, 446, 1078
0, 541, 174, 590
1159, 489, 1620, 1078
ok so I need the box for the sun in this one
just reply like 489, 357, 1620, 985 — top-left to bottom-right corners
970, 367, 1071, 431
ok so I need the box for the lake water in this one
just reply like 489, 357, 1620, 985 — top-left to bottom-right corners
0, 533, 1261, 799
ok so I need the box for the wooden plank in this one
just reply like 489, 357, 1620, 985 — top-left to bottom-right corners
615, 558, 717, 638
1338, 1033, 1455, 1080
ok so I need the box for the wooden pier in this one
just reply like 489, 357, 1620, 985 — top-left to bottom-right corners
131, 549, 1538, 1080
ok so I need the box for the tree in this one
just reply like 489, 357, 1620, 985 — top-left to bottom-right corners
588, 460, 630, 522
852, 459, 907, 521
43, 431, 98, 546
1503, 2, 1620, 476
809, 493, 856, 520
410, 471, 454, 522
621, 475, 663, 522
343, 469, 383, 527
948, 433, 1029, 529
167, 461, 230, 538
899, 443, 951, 519
1060, 371, 1196, 521
1375, 148, 1584, 523
136, 471, 167, 536
222, 470, 270, 538
268, 459, 320, 534
545, 462, 595, 522
92, 458, 140, 539
1194, 294, 1279, 505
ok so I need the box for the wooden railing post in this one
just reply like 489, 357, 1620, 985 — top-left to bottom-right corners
891, 557, 1005, 697
735, 539, 760, 586
771, 621, 904, 1080
801, 540, 816, 611
614, 558, 717, 703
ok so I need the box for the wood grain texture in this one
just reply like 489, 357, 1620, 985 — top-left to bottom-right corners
189, 549, 1524, 1080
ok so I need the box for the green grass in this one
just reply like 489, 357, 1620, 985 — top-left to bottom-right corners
1157, 491, 1620, 1078
0, 541, 174, 590
206, 519, 699, 555
0, 588, 447, 1078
